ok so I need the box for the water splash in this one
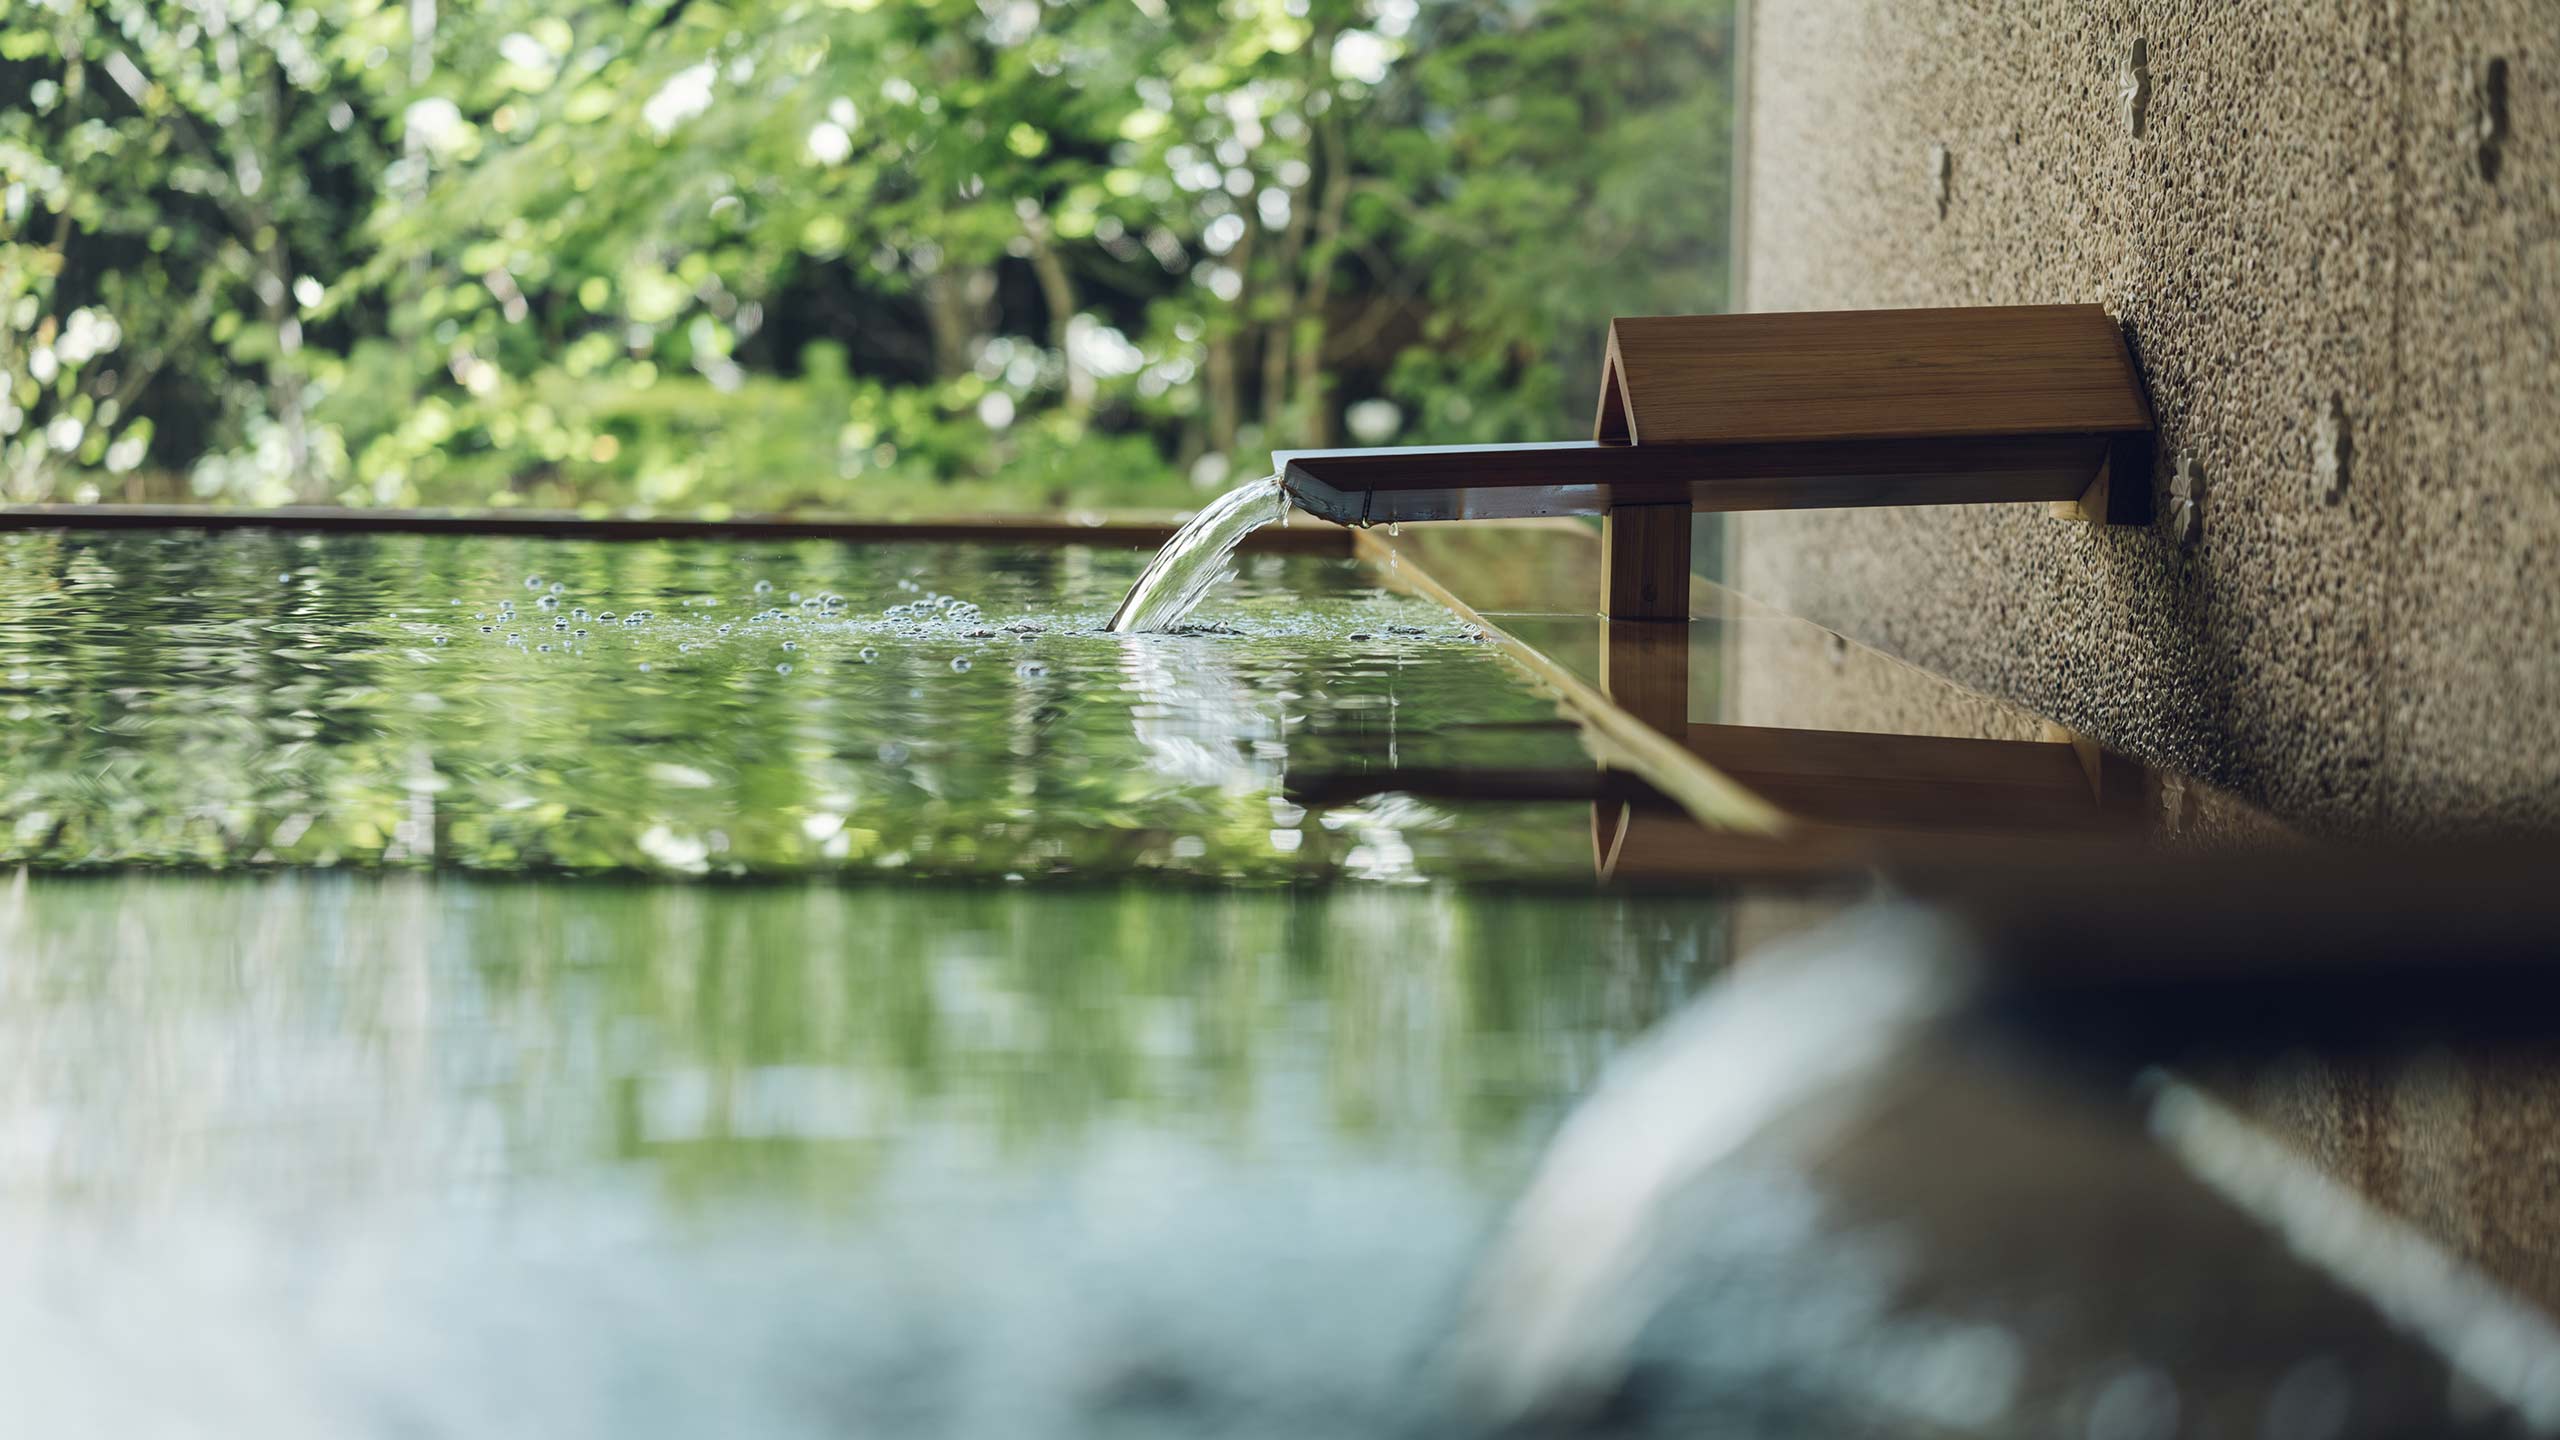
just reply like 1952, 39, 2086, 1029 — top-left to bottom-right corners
1107, 475, 1289, 633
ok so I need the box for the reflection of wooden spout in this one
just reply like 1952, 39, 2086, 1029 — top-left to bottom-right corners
1281, 720, 2157, 886
1681, 724, 2147, 834
1590, 609, 2145, 836
1279, 305, 2155, 621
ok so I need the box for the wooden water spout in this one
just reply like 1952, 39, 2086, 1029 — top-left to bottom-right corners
1279, 304, 2155, 620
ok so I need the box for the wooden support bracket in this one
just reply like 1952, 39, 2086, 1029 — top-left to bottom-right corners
1599, 614, 1692, 732
2051, 431, 2156, 525
1602, 503, 1694, 621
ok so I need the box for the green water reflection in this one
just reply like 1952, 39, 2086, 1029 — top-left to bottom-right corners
0, 529, 1601, 882
0, 873, 1724, 1436
2, 874, 1720, 1216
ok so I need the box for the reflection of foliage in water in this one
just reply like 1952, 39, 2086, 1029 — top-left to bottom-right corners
0, 874, 1725, 1216
0, 528, 1600, 881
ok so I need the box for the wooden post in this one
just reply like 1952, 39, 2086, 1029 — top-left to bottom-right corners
1602, 502, 1693, 620
1599, 613, 1691, 735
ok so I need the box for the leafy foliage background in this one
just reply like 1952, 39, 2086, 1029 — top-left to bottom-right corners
3, 0, 1729, 514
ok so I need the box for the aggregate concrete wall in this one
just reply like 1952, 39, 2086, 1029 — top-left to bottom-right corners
1733, 0, 2556, 836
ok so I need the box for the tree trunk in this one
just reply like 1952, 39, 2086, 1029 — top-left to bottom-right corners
1205, 324, 1240, 460
1291, 106, 1352, 449
253, 63, 315, 500
1022, 219, 1090, 416
1260, 33, 1329, 444
922, 264, 996, 382
1205, 224, 1254, 462
266, 241, 315, 500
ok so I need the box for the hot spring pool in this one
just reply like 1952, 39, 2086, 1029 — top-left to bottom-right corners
0, 526, 1737, 1436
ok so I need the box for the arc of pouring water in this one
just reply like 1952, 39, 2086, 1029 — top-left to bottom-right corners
1106, 475, 1291, 634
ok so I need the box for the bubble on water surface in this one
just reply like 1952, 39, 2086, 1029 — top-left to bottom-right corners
524, 576, 543, 590
277, 573, 292, 584
878, 741, 910, 764
549, 582, 565, 594
1018, 662, 1048, 678
950, 657, 971, 673
776, 663, 793, 675
637, 662, 652, 673
753, 580, 773, 594
537, 596, 558, 610
781, 641, 797, 652
858, 647, 877, 662
717, 624, 732, 636
597, 612, 615, 621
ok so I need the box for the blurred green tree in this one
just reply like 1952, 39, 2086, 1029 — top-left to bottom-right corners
2, 0, 1728, 513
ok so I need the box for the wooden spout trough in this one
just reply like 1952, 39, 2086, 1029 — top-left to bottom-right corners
1278, 304, 2155, 619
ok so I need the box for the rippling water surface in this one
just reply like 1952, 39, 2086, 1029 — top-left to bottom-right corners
0, 528, 1602, 882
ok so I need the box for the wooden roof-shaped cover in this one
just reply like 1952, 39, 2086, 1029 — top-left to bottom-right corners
1276, 303, 2155, 529
1593, 304, 2152, 446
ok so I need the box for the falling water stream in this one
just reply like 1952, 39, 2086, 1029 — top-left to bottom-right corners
1107, 473, 1291, 633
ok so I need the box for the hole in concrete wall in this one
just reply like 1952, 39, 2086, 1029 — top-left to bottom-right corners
2314, 396, 2352, 506
2121, 37, 2152, 139
2475, 56, 2510, 183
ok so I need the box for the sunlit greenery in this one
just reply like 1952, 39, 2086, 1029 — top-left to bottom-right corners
2, 0, 1731, 512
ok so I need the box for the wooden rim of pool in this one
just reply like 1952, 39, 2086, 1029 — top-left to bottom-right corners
0, 502, 1358, 555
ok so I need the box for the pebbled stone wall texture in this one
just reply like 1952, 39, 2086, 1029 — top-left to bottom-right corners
1731, 0, 2555, 836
